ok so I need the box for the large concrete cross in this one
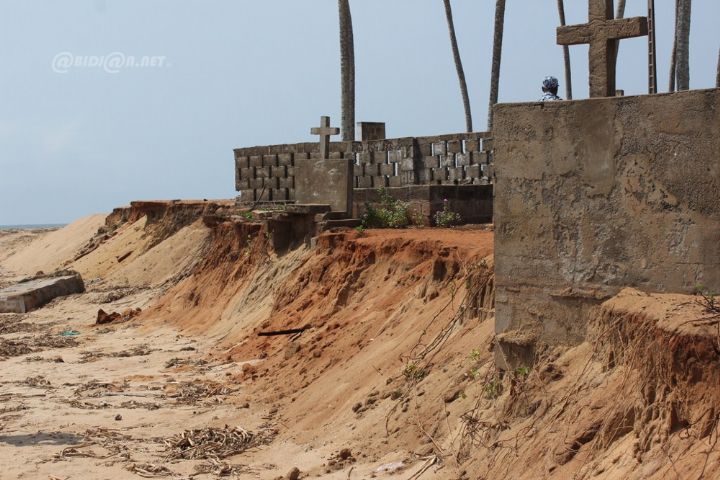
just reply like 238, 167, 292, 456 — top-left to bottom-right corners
557, 0, 648, 97
310, 116, 340, 160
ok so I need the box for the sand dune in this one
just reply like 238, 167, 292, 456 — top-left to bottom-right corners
103, 220, 211, 288
2, 214, 106, 276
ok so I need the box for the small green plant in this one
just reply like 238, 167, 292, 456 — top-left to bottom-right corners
240, 211, 254, 221
361, 187, 421, 229
696, 284, 719, 313
482, 377, 503, 399
468, 348, 482, 362
355, 225, 366, 237
402, 361, 427, 382
434, 199, 462, 227
514, 366, 531, 378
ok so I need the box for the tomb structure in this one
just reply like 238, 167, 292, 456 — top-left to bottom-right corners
557, 0, 648, 97
234, 127, 494, 225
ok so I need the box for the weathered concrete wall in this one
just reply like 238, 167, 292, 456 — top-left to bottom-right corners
234, 132, 493, 203
493, 89, 720, 357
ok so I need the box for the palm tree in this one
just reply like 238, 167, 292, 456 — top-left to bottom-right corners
675, 0, 691, 91
338, 0, 355, 141
556, 0, 572, 100
487, 0, 506, 130
443, 0, 473, 132
716, 47, 720, 88
669, 0, 679, 91
615, 0, 626, 19
613, 0, 626, 64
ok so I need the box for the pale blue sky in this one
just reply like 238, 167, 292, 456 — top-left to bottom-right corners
0, 0, 718, 224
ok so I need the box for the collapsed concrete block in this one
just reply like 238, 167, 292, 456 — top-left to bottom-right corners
0, 273, 85, 313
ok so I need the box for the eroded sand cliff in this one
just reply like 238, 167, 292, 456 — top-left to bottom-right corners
0, 205, 717, 479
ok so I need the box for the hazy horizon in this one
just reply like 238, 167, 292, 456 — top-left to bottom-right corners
1, 1, 718, 225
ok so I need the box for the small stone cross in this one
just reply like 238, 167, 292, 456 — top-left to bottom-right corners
310, 116, 340, 160
557, 0, 648, 97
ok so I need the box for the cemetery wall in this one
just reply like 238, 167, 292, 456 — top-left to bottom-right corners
493, 88, 720, 359
233, 132, 494, 202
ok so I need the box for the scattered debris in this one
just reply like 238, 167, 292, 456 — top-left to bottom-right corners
59, 329, 80, 337
194, 459, 247, 477
126, 463, 173, 478
24, 375, 51, 388
116, 251, 133, 263
257, 326, 310, 337
375, 461, 405, 474
443, 388, 462, 403
285, 466, 301, 480
0, 334, 77, 359
73, 380, 127, 398
54, 427, 132, 461
163, 425, 275, 461
91, 287, 144, 304
79, 345, 155, 363
164, 357, 208, 369
96, 308, 141, 325
120, 400, 161, 410
0, 315, 41, 335
164, 380, 235, 405
326, 448, 356, 471
0, 403, 28, 415
65, 399, 110, 410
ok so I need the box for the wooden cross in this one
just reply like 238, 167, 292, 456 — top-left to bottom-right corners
310, 116, 340, 160
557, 0, 648, 97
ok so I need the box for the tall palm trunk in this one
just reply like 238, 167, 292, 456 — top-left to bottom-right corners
443, 0, 473, 132
716, 47, 720, 88
615, 0, 626, 19
669, 0, 679, 91
487, 0, 506, 130
675, 0, 691, 91
556, 0, 572, 100
338, 0, 355, 141
613, 0, 626, 63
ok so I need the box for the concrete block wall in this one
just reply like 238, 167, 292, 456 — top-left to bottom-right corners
493, 88, 720, 358
234, 133, 494, 203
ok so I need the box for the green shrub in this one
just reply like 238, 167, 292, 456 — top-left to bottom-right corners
434, 199, 462, 227
403, 362, 428, 382
361, 187, 420, 229
482, 377, 503, 399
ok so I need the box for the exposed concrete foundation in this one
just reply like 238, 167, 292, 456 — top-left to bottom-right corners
0, 274, 85, 313
493, 89, 720, 364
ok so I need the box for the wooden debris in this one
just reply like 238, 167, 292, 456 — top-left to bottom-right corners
126, 463, 173, 478
257, 326, 309, 337
163, 425, 276, 461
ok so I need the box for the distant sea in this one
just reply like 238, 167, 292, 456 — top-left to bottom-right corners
0, 224, 66, 230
